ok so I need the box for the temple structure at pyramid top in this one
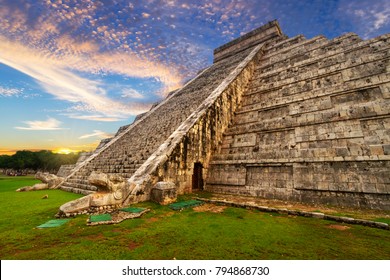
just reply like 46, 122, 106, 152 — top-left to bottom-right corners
56, 20, 390, 215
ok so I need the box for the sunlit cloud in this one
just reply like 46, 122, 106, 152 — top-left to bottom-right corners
142, 12, 151, 18
15, 117, 66, 131
63, 114, 126, 122
0, 37, 159, 120
79, 130, 113, 139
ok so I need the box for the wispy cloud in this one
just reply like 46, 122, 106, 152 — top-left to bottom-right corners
0, 86, 23, 97
64, 114, 126, 122
79, 130, 113, 139
62, 100, 152, 121
15, 117, 66, 131
121, 88, 145, 99
339, 0, 390, 38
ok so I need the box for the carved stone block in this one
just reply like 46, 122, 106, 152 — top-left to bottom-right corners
151, 182, 177, 205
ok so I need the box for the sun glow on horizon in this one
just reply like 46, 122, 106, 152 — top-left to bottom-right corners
53, 148, 79, 155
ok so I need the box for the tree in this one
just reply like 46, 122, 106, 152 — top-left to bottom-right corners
0, 150, 81, 172
0, 155, 11, 168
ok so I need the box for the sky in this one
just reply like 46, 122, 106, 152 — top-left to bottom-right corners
0, 0, 389, 155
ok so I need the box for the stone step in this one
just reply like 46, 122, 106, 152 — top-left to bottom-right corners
228, 105, 388, 139
67, 178, 89, 184
251, 47, 388, 87
214, 150, 390, 167
256, 34, 356, 70
236, 89, 387, 122
248, 51, 389, 96
241, 71, 389, 114
253, 34, 386, 80
265, 34, 307, 54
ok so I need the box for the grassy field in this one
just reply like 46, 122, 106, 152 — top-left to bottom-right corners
0, 175, 389, 260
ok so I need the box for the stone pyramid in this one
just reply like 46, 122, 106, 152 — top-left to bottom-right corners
58, 20, 390, 215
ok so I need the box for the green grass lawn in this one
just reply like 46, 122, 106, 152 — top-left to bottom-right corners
0, 175, 389, 260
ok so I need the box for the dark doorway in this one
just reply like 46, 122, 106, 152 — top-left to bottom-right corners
192, 162, 204, 191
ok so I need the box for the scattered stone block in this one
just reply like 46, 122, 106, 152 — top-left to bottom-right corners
151, 182, 177, 205
36, 172, 64, 189
16, 183, 48, 192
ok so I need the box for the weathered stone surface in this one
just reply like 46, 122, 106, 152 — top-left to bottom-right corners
36, 172, 64, 189
59, 195, 91, 214
213, 20, 284, 63
57, 164, 75, 178
151, 182, 177, 205
88, 171, 126, 193
16, 172, 63, 192
16, 183, 48, 192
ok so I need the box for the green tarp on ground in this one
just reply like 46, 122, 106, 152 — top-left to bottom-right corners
37, 219, 70, 228
120, 207, 146, 213
169, 200, 203, 210
89, 214, 112, 223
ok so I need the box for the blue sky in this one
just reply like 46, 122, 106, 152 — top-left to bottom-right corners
0, 0, 389, 155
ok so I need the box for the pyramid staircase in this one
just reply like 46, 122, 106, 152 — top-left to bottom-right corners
58, 21, 283, 195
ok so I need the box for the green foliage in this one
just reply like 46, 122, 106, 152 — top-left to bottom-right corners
0, 176, 389, 260
0, 150, 81, 172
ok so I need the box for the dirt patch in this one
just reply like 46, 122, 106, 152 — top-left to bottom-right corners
327, 224, 351, 231
145, 212, 175, 224
163, 212, 175, 217
128, 241, 139, 251
86, 233, 104, 240
193, 203, 226, 213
